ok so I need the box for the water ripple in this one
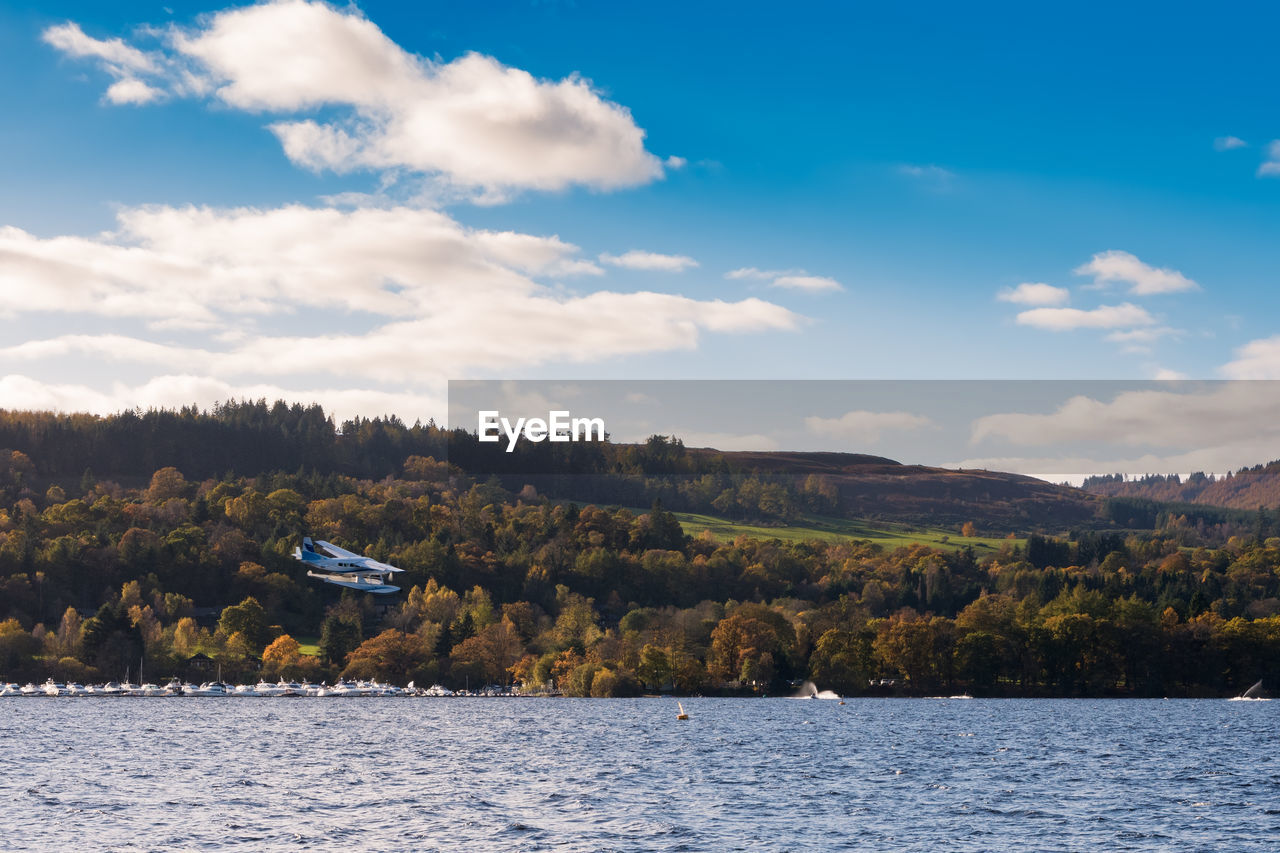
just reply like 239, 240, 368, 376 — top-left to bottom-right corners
1, 698, 1278, 850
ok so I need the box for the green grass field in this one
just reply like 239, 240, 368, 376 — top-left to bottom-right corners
622, 508, 1021, 552
295, 637, 320, 657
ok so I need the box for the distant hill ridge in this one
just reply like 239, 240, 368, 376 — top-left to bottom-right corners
0, 402, 1104, 531
1082, 461, 1280, 509
690, 449, 1100, 528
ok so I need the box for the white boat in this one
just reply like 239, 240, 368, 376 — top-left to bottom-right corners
65, 683, 88, 696
19, 683, 42, 696
186, 682, 231, 697
43, 679, 67, 696
253, 680, 287, 697
320, 680, 358, 697
132, 683, 167, 697
232, 684, 262, 697
0, 683, 22, 697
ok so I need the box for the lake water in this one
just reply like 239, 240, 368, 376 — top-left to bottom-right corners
2, 698, 1277, 851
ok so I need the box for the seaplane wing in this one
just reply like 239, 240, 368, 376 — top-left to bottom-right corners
314, 540, 363, 560
314, 539, 403, 573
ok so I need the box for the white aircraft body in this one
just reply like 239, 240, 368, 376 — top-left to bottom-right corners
293, 537, 403, 594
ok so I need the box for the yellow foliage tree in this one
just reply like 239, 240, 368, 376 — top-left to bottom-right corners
261, 634, 308, 679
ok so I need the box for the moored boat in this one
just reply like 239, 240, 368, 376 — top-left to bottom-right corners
132, 683, 167, 697
186, 682, 231, 697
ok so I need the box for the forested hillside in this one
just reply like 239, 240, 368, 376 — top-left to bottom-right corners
1084, 463, 1280, 509
1, 402, 1278, 697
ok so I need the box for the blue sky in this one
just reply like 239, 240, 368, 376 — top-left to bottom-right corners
1, 0, 1279, 432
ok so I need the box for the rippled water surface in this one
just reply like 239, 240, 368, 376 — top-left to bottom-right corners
2, 698, 1277, 850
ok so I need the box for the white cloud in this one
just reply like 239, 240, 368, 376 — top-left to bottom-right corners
105, 78, 165, 105
951, 436, 1280, 485
0, 203, 800, 384
725, 267, 790, 281
948, 445, 1275, 485
2, 294, 797, 385
0, 205, 611, 326
1105, 327, 1179, 344
1074, 250, 1198, 295
0, 373, 443, 423
997, 282, 1069, 306
1221, 335, 1280, 378
1105, 326, 1182, 353
46, 1, 668, 195
899, 164, 955, 189
1214, 136, 1247, 151
0, 335, 212, 369
771, 275, 843, 292
599, 250, 699, 272
1015, 303, 1155, 331
1257, 140, 1280, 177
43, 22, 159, 75
804, 410, 934, 444
970, 384, 1280, 449
725, 267, 843, 292
665, 431, 779, 451
1153, 368, 1188, 380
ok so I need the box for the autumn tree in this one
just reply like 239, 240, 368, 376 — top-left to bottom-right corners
146, 467, 189, 503
262, 634, 303, 679
809, 628, 875, 695
449, 620, 523, 686
708, 610, 793, 689
218, 597, 270, 653
343, 629, 432, 683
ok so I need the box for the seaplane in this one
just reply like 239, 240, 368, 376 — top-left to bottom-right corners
293, 537, 403, 594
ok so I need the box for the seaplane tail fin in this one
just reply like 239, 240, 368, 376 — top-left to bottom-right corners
296, 537, 324, 564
